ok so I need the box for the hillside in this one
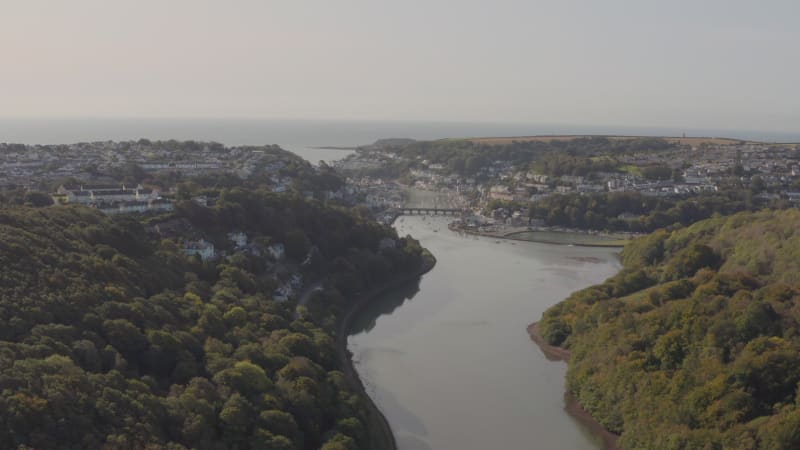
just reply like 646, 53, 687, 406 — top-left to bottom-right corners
468, 135, 752, 147
0, 192, 424, 450
540, 209, 800, 449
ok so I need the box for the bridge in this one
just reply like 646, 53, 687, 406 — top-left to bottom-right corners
400, 207, 464, 216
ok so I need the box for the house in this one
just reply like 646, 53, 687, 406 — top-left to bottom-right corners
488, 185, 513, 201
94, 199, 174, 215
228, 231, 248, 248
57, 183, 130, 195
268, 243, 286, 261
149, 199, 174, 212
58, 183, 158, 205
192, 196, 208, 206
556, 185, 573, 194
577, 184, 605, 193
786, 192, 800, 205
273, 285, 293, 302
290, 274, 303, 289
89, 189, 138, 203
509, 210, 528, 227
67, 190, 93, 204
560, 175, 584, 184
115, 201, 149, 215
184, 239, 216, 261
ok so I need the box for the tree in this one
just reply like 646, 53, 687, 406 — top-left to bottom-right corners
284, 230, 311, 261
214, 361, 273, 397
24, 191, 54, 207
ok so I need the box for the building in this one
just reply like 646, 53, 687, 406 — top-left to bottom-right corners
273, 284, 293, 302
58, 183, 159, 205
268, 243, 286, 261
183, 239, 216, 261
94, 199, 174, 215
228, 231, 248, 248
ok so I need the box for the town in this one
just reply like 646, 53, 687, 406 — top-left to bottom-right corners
4, 135, 800, 270
334, 136, 800, 234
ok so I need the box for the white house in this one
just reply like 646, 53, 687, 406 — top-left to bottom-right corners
268, 243, 285, 261
228, 231, 248, 249
94, 199, 174, 215
273, 284, 293, 302
184, 239, 216, 261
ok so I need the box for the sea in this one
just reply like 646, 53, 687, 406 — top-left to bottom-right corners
1, 118, 798, 165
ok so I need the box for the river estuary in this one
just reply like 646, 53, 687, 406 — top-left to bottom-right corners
348, 216, 622, 450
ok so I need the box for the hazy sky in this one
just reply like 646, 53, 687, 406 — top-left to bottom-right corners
2, 0, 799, 131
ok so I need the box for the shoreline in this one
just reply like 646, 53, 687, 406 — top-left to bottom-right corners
527, 322, 622, 450
335, 254, 437, 450
450, 224, 630, 248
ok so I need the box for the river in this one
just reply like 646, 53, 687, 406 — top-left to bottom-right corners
348, 215, 622, 450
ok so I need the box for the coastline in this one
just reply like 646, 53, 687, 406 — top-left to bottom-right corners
527, 322, 622, 450
335, 254, 437, 450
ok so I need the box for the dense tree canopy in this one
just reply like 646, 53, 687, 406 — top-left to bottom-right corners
540, 209, 800, 449
0, 191, 423, 450
525, 190, 787, 233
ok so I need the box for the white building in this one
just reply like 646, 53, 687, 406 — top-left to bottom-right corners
184, 239, 216, 261
228, 231, 248, 248
268, 243, 285, 261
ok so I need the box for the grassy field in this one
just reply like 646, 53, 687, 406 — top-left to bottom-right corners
619, 164, 643, 176
467, 134, 750, 146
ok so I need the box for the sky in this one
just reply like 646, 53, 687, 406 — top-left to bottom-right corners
2, 0, 799, 132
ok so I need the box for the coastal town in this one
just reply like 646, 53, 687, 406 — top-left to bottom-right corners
338, 137, 800, 204
1, 134, 799, 256
334, 137, 800, 236
1, 135, 800, 249
7, 3, 800, 448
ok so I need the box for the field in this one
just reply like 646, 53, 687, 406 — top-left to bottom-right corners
467, 135, 750, 146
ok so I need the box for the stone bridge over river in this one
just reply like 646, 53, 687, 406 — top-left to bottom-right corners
400, 207, 464, 216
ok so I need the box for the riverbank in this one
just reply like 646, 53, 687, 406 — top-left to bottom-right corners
527, 322, 622, 450
336, 253, 437, 450
450, 224, 631, 248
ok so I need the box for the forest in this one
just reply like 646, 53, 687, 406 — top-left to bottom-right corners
540, 209, 800, 449
525, 189, 789, 233
0, 189, 424, 450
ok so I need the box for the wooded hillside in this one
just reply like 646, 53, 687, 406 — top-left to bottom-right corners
541, 209, 800, 449
0, 191, 423, 450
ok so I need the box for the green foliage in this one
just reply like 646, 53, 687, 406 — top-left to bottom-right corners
541, 209, 800, 449
530, 189, 781, 233
23, 191, 54, 207
0, 196, 424, 449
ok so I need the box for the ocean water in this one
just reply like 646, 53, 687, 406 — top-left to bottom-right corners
1, 118, 798, 164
